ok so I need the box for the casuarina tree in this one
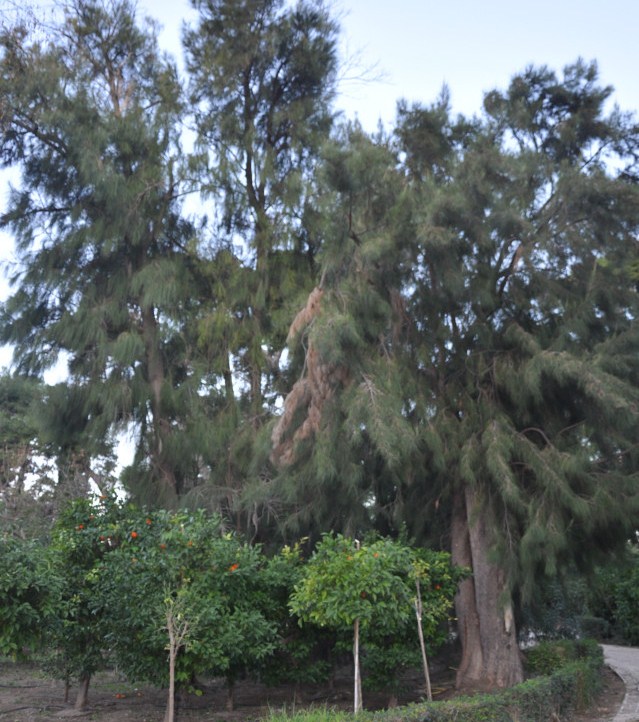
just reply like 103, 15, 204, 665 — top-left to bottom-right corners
0, 0, 208, 505
274, 61, 639, 690
182, 0, 339, 528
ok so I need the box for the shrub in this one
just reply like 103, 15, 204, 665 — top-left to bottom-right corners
0, 537, 58, 658
366, 639, 603, 722
611, 561, 639, 644
587, 548, 639, 644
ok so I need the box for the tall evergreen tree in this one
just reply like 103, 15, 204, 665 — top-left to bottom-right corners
270, 123, 415, 539
182, 0, 338, 530
0, 0, 204, 505
274, 62, 639, 689
185, 0, 337, 409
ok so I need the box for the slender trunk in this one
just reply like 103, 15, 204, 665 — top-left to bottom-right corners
165, 626, 177, 722
74, 674, 90, 711
226, 678, 235, 712
165, 601, 188, 722
353, 618, 362, 714
165, 651, 175, 722
452, 487, 523, 691
414, 579, 432, 701
223, 351, 236, 410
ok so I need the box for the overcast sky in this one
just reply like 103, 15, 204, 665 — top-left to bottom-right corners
1, 0, 638, 372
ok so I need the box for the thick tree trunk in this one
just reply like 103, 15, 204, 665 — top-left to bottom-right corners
451, 487, 523, 691
142, 305, 179, 502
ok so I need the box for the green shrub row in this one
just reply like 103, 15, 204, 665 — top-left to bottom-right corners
0, 498, 463, 713
265, 640, 604, 722
373, 640, 602, 722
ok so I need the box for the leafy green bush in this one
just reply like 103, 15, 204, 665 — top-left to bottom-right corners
577, 615, 611, 640
257, 543, 336, 689
524, 638, 601, 676
587, 550, 639, 644
0, 537, 58, 658
266, 640, 603, 722
97, 505, 278, 699
290, 534, 465, 713
611, 561, 639, 644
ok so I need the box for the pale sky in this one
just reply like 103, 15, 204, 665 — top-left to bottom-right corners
1, 0, 638, 372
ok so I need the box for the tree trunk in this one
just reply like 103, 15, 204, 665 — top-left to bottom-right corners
74, 674, 90, 711
353, 618, 363, 714
451, 487, 523, 691
165, 644, 176, 722
142, 305, 179, 502
165, 600, 188, 722
226, 679, 235, 712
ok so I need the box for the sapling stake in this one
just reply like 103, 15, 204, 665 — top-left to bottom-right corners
414, 578, 432, 701
353, 616, 362, 714
353, 539, 363, 714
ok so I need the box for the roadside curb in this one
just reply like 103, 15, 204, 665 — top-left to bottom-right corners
603, 644, 639, 722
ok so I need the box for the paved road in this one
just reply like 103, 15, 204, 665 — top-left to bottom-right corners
603, 645, 639, 722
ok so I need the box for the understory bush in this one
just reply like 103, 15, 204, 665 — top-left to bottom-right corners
587, 550, 639, 644
266, 639, 604, 722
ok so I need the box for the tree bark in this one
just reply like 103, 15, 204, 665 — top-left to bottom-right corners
74, 674, 90, 711
353, 617, 363, 714
142, 305, 179, 502
451, 487, 523, 691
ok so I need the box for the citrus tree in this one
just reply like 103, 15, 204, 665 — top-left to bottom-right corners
290, 534, 415, 713
0, 536, 60, 659
290, 534, 467, 711
257, 541, 337, 694
45, 495, 129, 710
95, 506, 278, 715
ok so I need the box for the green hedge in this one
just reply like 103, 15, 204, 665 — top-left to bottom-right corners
266, 640, 605, 722
368, 639, 603, 722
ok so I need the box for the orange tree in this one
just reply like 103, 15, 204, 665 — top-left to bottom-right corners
257, 541, 341, 691
44, 495, 129, 710
289, 534, 464, 713
0, 536, 60, 660
95, 505, 278, 712
361, 547, 467, 704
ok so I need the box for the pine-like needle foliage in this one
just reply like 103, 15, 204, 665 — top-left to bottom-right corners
0, 0, 205, 504
274, 63, 639, 642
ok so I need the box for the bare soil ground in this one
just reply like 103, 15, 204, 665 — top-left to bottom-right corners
0, 657, 625, 721
0, 660, 450, 721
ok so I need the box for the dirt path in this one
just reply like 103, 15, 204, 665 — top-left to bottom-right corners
603, 645, 639, 722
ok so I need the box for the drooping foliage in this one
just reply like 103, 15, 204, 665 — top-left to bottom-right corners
181, 0, 339, 531
274, 61, 639, 688
0, 0, 216, 505
0, 372, 51, 533
270, 125, 417, 539
1, 0, 639, 696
